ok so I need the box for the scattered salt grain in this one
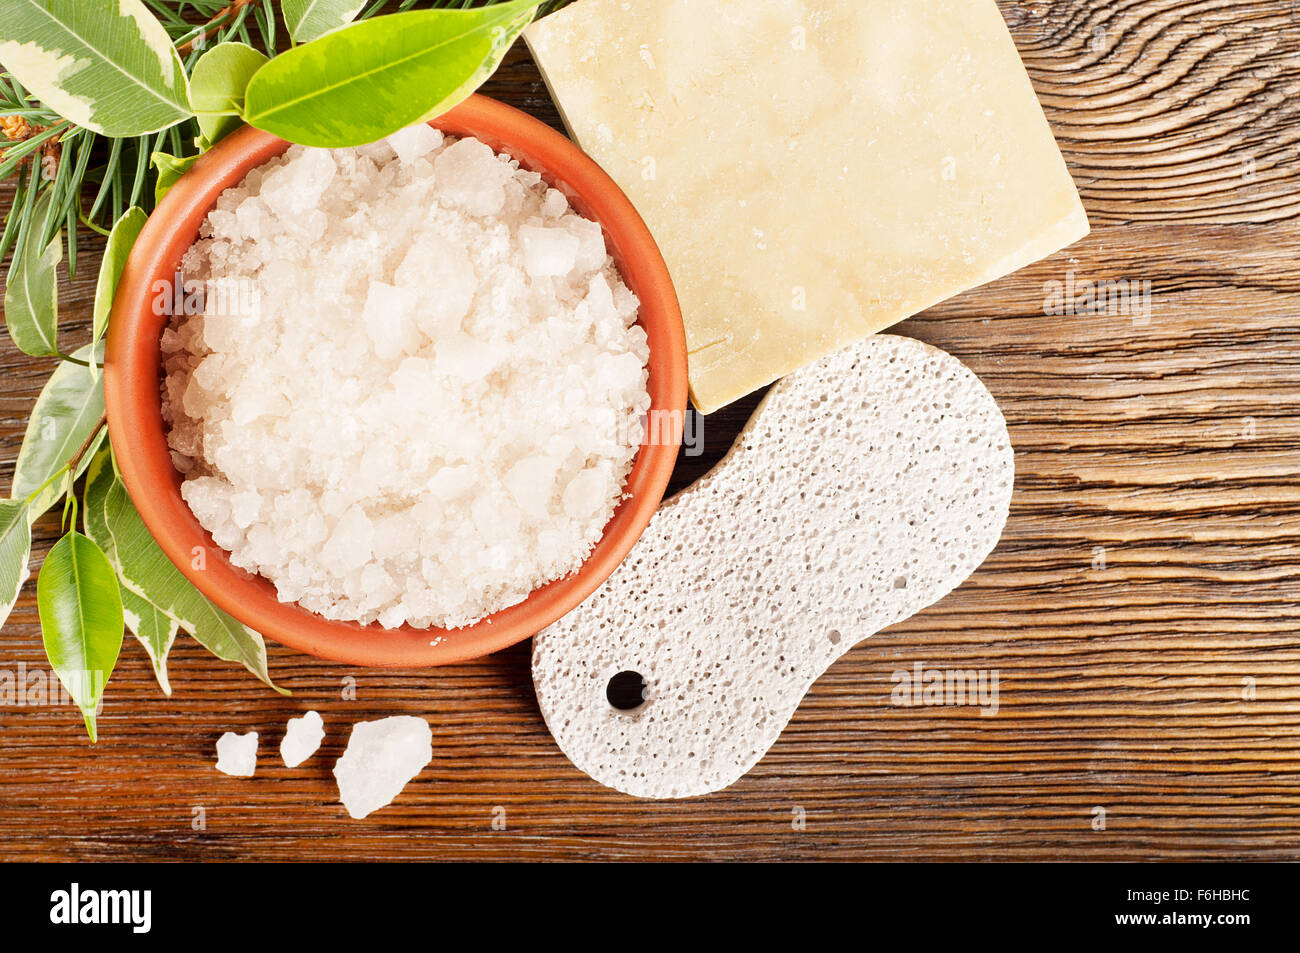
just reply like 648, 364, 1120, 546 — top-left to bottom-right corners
332, 716, 432, 819
164, 129, 650, 630
280, 710, 325, 768
215, 731, 258, 777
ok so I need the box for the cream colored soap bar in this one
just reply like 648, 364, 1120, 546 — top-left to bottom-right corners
526, 0, 1089, 413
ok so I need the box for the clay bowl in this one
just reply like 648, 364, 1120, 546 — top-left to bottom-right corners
104, 94, 687, 666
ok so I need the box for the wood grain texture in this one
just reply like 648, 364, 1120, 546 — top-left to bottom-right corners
2, 0, 1300, 862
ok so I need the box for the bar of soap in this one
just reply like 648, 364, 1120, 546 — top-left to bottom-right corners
526, 0, 1089, 413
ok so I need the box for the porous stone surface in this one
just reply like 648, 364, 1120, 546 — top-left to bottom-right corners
532, 334, 1014, 798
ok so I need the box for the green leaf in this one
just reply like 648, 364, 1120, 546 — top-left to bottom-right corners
93, 207, 147, 345
11, 342, 105, 520
83, 451, 286, 695
0, 0, 193, 137
190, 41, 268, 146
121, 587, 177, 696
82, 454, 175, 694
282, 0, 367, 45
151, 151, 198, 204
242, 1, 539, 147
0, 499, 32, 629
4, 193, 61, 357
37, 531, 124, 742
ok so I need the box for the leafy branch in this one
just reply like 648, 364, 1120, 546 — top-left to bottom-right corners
0, 0, 564, 739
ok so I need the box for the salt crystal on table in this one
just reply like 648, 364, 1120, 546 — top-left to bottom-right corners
215, 731, 258, 777
280, 710, 325, 768
333, 716, 432, 819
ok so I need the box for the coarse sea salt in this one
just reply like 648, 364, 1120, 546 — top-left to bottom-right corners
163, 129, 651, 630
280, 710, 325, 768
215, 730, 258, 777
333, 716, 433, 819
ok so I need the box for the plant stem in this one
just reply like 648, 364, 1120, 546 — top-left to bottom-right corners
177, 0, 266, 56
78, 213, 112, 239
67, 412, 108, 473
60, 481, 77, 533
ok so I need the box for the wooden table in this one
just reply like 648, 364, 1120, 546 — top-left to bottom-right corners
2, 0, 1299, 862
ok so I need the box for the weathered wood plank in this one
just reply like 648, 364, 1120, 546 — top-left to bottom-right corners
1, 0, 1299, 862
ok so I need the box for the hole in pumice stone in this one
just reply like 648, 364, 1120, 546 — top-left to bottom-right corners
606, 670, 648, 711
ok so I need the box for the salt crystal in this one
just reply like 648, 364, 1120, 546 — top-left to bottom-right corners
519, 225, 581, 278
396, 238, 475, 335
565, 216, 608, 272
165, 134, 649, 630
378, 606, 408, 629
506, 456, 560, 517
432, 332, 495, 380
433, 137, 512, 217
244, 522, 279, 566
542, 188, 569, 218
355, 140, 395, 164
280, 710, 325, 768
234, 201, 261, 240
260, 146, 336, 217
384, 123, 444, 164
320, 506, 374, 576
215, 730, 258, 777
362, 280, 420, 359
428, 465, 475, 501
181, 374, 209, 418
332, 716, 432, 819
191, 355, 227, 395
564, 468, 611, 520
229, 490, 261, 529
